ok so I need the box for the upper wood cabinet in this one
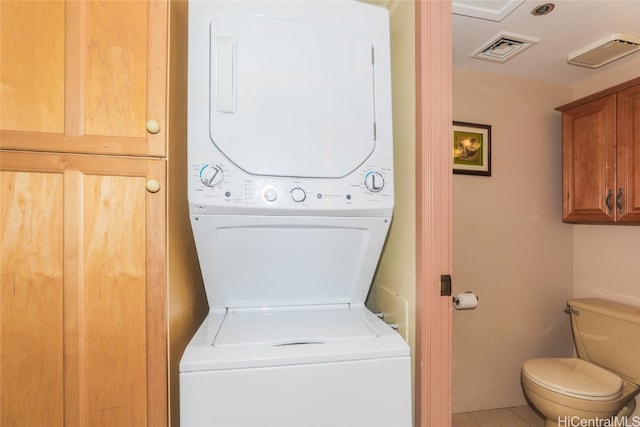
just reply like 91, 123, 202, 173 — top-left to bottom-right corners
557, 77, 640, 224
0, 0, 167, 157
616, 83, 640, 223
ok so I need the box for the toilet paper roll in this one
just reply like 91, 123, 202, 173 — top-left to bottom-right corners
453, 292, 478, 310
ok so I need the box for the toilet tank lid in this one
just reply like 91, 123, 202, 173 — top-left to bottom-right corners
523, 358, 623, 401
568, 298, 640, 324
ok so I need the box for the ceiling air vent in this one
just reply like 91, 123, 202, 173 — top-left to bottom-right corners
568, 34, 640, 69
470, 32, 539, 63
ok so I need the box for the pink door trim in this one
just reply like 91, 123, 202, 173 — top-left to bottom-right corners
415, 1, 453, 425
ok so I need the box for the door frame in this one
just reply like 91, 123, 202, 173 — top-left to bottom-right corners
415, 1, 453, 425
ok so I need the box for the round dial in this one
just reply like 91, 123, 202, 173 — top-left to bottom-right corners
264, 187, 278, 202
290, 187, 306, 202
364, 171, 385, 192
200, 165, 224, 187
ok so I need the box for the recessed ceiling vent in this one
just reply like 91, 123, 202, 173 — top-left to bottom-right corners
568, 34, 640, 68
470, 32, 539, 63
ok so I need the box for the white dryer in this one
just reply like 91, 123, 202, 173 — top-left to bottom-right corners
181, 1, 411, 426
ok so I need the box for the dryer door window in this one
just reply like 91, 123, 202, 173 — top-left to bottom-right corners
209, 15, 376, 178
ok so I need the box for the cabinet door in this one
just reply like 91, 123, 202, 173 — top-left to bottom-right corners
562, 94, 616, 223
0, 152, 167, 427
616, 84, 640, 223
0, 1, 167, 157
1, 169, 65, 426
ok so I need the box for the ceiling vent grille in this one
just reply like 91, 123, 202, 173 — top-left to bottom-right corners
470, 32, 539, 63
568, 34, 640, 68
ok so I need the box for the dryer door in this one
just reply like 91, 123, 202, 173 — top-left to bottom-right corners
209, 15, 376, 178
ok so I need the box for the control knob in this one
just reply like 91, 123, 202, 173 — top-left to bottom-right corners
290, 187, 306, 202
200, 165, 224, 187
364, 171, 385, 193
264, 187, 278, 202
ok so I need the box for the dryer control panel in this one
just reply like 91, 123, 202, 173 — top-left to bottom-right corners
189, 149, 393, 216
188, 1, 394, 218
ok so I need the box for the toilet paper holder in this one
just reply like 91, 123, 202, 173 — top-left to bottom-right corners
452, 291, 479, 310
452, 291, 478, 304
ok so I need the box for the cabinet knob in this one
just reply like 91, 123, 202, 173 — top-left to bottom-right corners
146, 120, 161, 134
146, 179, 161, 193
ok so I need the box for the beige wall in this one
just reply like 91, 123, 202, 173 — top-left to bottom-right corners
451, 69, 575, 412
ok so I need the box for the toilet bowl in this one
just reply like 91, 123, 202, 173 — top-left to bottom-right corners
521, 298, 640, 427
522, 358, 639, 427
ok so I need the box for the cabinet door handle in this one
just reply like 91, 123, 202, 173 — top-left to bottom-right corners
605, 188, 613, 214
146, 179, 161, 193
616, 187, 624, 214
146, 120, 161, 134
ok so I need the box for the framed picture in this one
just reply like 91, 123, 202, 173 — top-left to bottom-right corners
453, 121, 491, 176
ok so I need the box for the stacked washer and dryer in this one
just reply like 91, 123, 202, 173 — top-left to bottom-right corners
180, 1, 411, 426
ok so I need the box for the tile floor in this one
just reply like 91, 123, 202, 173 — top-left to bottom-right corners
452, 405, 545, 427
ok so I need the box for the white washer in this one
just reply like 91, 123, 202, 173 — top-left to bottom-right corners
182, 1, 411, 426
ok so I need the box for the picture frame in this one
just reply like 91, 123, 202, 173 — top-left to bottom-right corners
452, 121, 491, 176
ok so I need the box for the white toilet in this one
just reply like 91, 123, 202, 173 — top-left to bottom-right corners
522, 298, 640, 427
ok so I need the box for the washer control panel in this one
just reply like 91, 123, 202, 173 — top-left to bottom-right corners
189, 149, 393, 215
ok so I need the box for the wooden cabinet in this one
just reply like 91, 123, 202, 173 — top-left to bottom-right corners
0, 0, 167, 156
1, 1, 208, 426
557, 77, 640, 224
615, 83, 640, 223
1, 153, 166, 426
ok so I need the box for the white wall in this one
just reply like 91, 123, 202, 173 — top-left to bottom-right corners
452, 68, 575, 412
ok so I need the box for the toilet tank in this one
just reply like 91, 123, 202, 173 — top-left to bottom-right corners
569, 298, 640, 385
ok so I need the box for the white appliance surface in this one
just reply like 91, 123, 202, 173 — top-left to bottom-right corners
188, 0, 393, 217
183, 0, 410, 425
215, 307, 377, 347
180, 306, 408, 372
209, 14, 375, 178
190, 215, 391, 310
180, 356, 411, 427
180, 307, 412, 427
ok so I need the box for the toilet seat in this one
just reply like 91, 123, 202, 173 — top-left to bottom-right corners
522, 358, 623, 401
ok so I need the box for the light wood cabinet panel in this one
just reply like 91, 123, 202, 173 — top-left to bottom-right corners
558, 77, 640, 224
0, 1, 65, 133
1, 2, 207, 425
82, 174, 149, 426
0, 0, 167, 157
84, 1, 148, 138
1, 171, 65, 427
0, 152, 167, 426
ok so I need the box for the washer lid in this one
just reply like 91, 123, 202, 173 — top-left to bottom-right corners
214, 307, 378, 348
523, 358, 623, 401
209, 14, 376, 178
179, 306, 410, 372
